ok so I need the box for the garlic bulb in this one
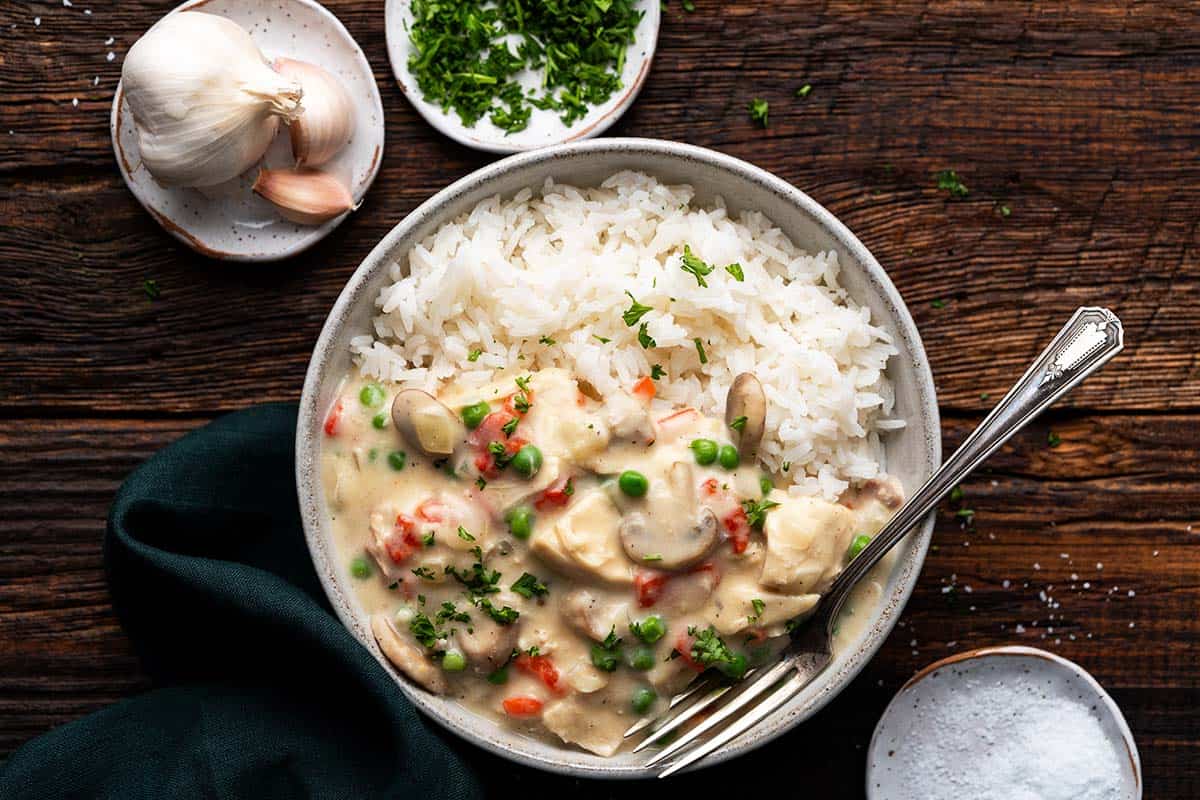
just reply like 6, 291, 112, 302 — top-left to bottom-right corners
122, 12, 303, 187
274, 58, 356, 167
252, 168, 356, 225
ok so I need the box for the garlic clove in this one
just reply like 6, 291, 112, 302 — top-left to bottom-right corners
252, 167, 356, 225
274, 58, 356, 167
122, 12, 303, 187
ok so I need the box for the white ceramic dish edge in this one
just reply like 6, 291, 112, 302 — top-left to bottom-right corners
110, 0, 385, 262
866, 645, 1142, 799
384, 0, 660, 154
296, 138, 941, 778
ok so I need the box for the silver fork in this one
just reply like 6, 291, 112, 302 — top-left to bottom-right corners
629, 307, 1125, 777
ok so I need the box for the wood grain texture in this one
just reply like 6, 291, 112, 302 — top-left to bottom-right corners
0, 0, 1197, 796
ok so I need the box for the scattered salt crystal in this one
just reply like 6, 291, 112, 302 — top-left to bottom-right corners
1060, 553, 1070, 559
1097, 562, 1104, 570
1015, 624, 1026, 633
1152, 550, 1159, 557
71, 98, 78, 107
105, 36, 114, 45
1084, 582, 1091, 589
1129, 622, 1135, 628
34, 16, 41, 25
1127, 590, 1135, 597
1071, 573, 1079, 580
1002, 580, 1010, 588
1034, 562, 1041, 570
63, 0, 72, 6
940, 586, 952, 594
93, 76, 100, 86
964, 585, 973, 594
910, 639, 917, 647
106, 51, 115, 61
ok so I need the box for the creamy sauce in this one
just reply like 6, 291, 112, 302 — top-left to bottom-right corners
321, 368, 902, 756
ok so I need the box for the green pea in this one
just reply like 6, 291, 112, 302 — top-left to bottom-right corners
461, 401, 490, 429
716, 652, 748, 680
359, 383, 386, 408
441, 649, 467, 672
349, 555, 372, 579
626, 645, 656, 671
511, 444, 543, 478
847, 533, 872, 561
760, 476, 773, 496
387, 450, 407, 471
632, 615, 666, 643
505, 505, 534, 540
690, 438, 718, 465
618, 470, 649, 497
717, 444, 740, 470
631, 687, 657, 714
371, 412, 389, 429
486, 666, 508, 685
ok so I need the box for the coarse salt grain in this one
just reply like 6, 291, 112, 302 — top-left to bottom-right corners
882, 671, 1131, 799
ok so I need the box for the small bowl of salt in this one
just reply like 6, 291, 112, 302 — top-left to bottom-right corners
867, 645, 1141, 800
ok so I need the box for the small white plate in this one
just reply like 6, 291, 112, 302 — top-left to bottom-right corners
867, 645, 1141, 799
111, 0, 385, 262
384, 0, 659, 154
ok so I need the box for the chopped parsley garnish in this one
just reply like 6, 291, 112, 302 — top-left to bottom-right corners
997, 203, 1012, 218
590, 627, 623, 672
747, 98, 769, 127
143, 279, 161, 300
650, 364, 666, 380
475, 476, 488, 490
513, 376, 533, 413
538, 335, 556, 346
642, 553, 663, 562
487, 440, 516, 469
412, 566, 436, 580
782, 461, 791, 472
730, 415, 748, 432
949, 485, 964, 503
931, 298, 947, 309
749, 598, 766, 624
511, 571, 549, 599
679, 244, 715, 287
724, 262, 744, 281
956, 508, 976, 523
475, 597, 519, 624
410, 613, 442, 649
1048, 431, 1062, 447
623, 291, 653, 326
638, 323, 656, 349
422, 531, 436, 547
445, 546, 501, 595
436, 601, 471, 625
564, 478, 575, 496
406, 0, 644, 133
457, 525, 476, 542
935, 169, 969, 198
501, 417, 519, 437
693, 337, 708, 364
687, 626, 740, 671
593, 334, 612, 344
467, 348, 483, 362
741, 497, 780, 530
681, 0, 695, 11
795, 83, 812, 98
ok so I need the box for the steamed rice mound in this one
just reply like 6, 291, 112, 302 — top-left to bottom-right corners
352, 171, 902, 500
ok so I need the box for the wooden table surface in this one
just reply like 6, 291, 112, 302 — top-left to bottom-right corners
2, 0, 1198, 795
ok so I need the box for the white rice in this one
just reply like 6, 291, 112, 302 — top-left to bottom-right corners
352, 171, 901, 500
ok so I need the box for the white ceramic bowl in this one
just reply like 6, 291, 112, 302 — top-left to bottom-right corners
296, 138, 941, 778
867, 646, 1142, 799
384, 0, 660, 153
111, 0, 385, 261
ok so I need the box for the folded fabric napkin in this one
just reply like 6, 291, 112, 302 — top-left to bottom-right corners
0, 404, 846, 799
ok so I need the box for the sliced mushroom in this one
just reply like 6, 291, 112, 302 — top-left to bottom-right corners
617, 462, 719, 570
456, 616, 519, 672
371, 613, 447, 694
725, 373, 766, 462
391, 389, 465, 456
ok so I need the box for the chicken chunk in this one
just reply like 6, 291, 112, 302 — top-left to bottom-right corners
760, 497, 856, 594
708, 574, 819, 636
542, 696, 625, 757
543, 489, 634, 584
561, 589, 629, 642
371, 614, 447, 694
455, 616, 519, 672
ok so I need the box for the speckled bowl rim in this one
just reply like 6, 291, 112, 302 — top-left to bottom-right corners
110, 0, 386, 262
297, 138, 941, 778
866, 645, 1142, 798
383, 0, 660, 154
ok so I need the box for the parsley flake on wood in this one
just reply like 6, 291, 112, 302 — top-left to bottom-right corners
795, 83, 812, 98
1048, 431, 1062, 448
935, 169, 969, 198
747, 98, 769, 127
142, 279, 161, 300
931, 298, 947, 309
679, 244, 715, 287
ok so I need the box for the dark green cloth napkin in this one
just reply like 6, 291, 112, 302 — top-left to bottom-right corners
0, 404, 870, 799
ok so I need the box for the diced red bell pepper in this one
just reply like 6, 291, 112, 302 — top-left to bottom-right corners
415, 499, 448, 523
673, 634, 705, 672
503, 389, 534, 417
722, 506, 751, 554
534, 477, 573, 511
514, 654, 561, 692
502, 696, 544, 717
323, 400, 343, 436
634, 571, 668, 608
701, 477, 721, 498
468, 410, 518, 449
632, 376, 656, 403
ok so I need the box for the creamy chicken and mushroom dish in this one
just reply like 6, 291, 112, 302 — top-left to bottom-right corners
321, 368, 903, 756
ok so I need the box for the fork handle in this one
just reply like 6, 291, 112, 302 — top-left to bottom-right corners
820, 307, 1125, 620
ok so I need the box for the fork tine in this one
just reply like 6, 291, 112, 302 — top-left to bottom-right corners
642, 660, 793, 766
630, 681, 732, 753
657, 671, 806, 778
623, 677, 714, 738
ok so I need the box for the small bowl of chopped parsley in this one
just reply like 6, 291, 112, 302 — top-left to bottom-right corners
385, 0, 660, 153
